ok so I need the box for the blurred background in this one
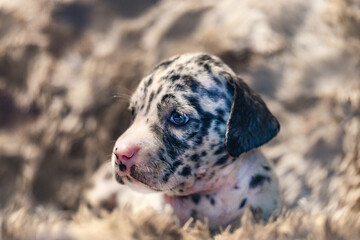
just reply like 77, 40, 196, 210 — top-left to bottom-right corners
0, 0, 360, 239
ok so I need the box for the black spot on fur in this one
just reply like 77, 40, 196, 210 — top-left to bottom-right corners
182, 75, 201, 93
216, 108, 225, 118
202, 87, 225, 102
161, 94, 176, 104
190, 154, 200, 162
201, 151, 207, 156
208, 196, 215, 205
195, 112, 215, 145
214, 146, 225, 155
199, 62, 222, 85
184, 95, 203, 114
119, 163, 127, 172
179, 165, 191, 177
210, 143, 219, 150
130, 107, 136, 120
262, 165, 271, 171
151, 124, 162, 140
191, 194, 201, 205
190, 209, 197, 219
144, 77, 153, 88
203, 63, 212, 73
156, 103, 162, 118
211, 76, 222, 86
249, 174, 271, 189
239, 198, 247, 209
195, 54, 223, 68
155, 85, 163, 96
174, 84, 186, 91
195, 161, 202, 169
166, 160, 183, 180
170, 74, 180, 81
143, 87, 148, 103
186, 131, 197, 140
115, 174, 124, 184
213, 122, 224, 137
145, 91, 155, 115
213, 155, 228, 166
163, 173, 170, 182
195, 55, 222, 86
198, 54, 213, 62
163, 129, 190, 159
172, 160, 182, 169
155, 56, 179, 70
183, 96, 215, 146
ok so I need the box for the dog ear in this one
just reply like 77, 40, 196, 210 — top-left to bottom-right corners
223, 75, 280, 157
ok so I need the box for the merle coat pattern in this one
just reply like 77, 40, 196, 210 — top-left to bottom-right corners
111, 53, 281, 229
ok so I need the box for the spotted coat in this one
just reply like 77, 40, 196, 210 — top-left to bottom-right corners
111, 53, 281, 229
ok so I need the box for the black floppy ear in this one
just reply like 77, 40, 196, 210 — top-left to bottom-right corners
224, 75, 280, 157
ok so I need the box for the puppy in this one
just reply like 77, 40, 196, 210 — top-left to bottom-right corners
111, 53, 281, 229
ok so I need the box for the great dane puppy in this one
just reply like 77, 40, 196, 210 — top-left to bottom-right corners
111, 53, 281, 229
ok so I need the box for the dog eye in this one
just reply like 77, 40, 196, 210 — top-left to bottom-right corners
169, 111, 189, 126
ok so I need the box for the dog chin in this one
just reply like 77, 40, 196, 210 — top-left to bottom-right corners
115, 172, 160, 193
125, 182, 155, 193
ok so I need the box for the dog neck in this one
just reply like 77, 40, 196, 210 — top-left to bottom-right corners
167, 150, 257, 197
162, 150, 267, 228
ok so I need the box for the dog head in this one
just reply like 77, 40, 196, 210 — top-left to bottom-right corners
112, 53, 279, 194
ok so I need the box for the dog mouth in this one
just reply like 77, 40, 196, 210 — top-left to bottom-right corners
115, 164, 185, 193
114, 165, 163, 191
129, 165, 151, 185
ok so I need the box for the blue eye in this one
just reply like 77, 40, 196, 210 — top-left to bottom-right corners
169, 112, 189, 126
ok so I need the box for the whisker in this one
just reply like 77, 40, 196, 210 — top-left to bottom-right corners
113, 92, 132, 97
119, 86, 134, 95
113, 97, 131, 104
112, 89, 133, 104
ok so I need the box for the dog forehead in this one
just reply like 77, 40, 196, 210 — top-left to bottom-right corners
155, 53, 231, 78
130, 53, 234, 109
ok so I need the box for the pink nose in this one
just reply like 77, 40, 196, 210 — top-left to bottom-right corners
113, 144, 139, 171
